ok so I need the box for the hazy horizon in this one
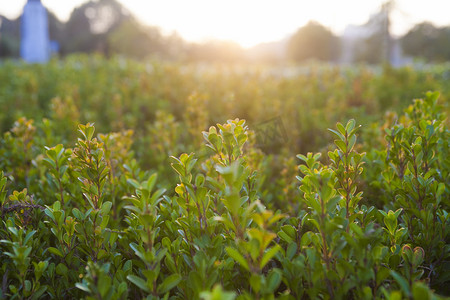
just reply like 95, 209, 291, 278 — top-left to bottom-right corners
0, 0, 448, 48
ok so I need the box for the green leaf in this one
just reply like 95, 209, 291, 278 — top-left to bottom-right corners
328, 128, 345, 141
118, 282, 128, 296
23, 230, 36, 244
280, 225, 296, 240
286, 243, 297, 260
127, 275, 150, 292
260, 245, 281, 269
412, 282, 431, 300
98, 275, 112, 297
24, 280, 31, 292
31, 286, 47, 300
390, 270, 410, 297
100, 201, 112, 215
72, 208, 83, 220
226, 247, 249, 271
266, 269, 282, 293
43, 158, 56, 169
278, 231, 293, 244
47, 247, 63, 257
345, 119, 356, 132
307, 218, 321, 232
56, 263, 68, 277
200, 285, 236, 300
336, 122, 346, 136
126, 178, 141, 190
157, 274, 181, 295
335, 140, 347, 152
144, 173, 158, 192
44, 208, 56, 222
249, 274, 261, 293
75, 283, 91, 293
348, 134, 356, 152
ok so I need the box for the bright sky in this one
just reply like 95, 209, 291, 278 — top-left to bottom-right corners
1, 0, 449, 48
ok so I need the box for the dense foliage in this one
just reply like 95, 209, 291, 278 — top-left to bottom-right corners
0, 58, 449, 299
401, 22, 450, 63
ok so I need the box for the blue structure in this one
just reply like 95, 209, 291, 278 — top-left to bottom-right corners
20, 0, 50, 63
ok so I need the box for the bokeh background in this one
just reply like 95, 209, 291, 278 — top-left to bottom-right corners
1, 0, 449, 64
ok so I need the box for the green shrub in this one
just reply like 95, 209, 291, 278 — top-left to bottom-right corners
0, 78, 448, 298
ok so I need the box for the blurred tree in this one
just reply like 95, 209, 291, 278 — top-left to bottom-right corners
62, 0, 131, 55
0, 16, 20, 57
109, 20, 165, 59
108, 20, 150, 59
435, 27, 450, 61
62, 0, 187, 60
287, 21, 340, 62
48, 11, 64, 45
401, 22, 450, 62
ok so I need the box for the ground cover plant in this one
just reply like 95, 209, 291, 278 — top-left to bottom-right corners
0, 57, 449, 299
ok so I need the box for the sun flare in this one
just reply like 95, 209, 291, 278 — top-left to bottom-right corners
3, 0, 450, 48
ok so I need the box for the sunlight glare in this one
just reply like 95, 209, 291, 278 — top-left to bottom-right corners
1, 0, 449, 48
126, 0, 383, 48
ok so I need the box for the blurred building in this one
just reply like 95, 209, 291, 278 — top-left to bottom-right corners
340, 2, 411, 66
340, 24, 373, 64
20, 0, 50, 63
